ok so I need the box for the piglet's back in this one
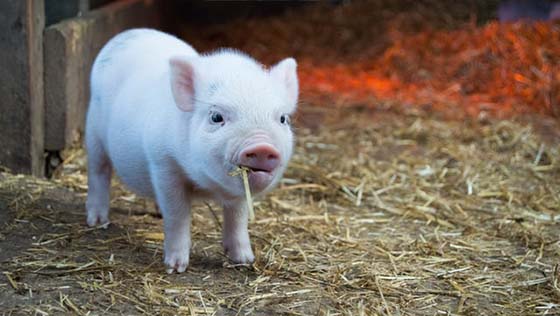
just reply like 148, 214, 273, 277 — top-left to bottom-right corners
90, 28, 198, 110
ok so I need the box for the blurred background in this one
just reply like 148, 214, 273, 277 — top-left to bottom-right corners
169, 0, 560, 119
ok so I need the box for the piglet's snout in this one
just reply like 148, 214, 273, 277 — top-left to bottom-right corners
239, 144, 280, 173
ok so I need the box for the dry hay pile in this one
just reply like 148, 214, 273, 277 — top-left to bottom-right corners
1, 106, 559, 315
180, 1, 560, 116
371, 21, 560, 116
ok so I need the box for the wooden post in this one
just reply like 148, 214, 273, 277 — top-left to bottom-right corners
43, 0, 161, 151
0, 0, 45, 176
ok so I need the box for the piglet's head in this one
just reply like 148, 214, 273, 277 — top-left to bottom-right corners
169, 50, 298, 198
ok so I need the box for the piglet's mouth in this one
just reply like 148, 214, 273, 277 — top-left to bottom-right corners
235, 165, 275, 193
240, 165, 274, 174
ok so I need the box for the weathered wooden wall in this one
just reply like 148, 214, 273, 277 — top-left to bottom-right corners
0, 0, 161, 176
44, 0, 161, 151
0, 0, 45, 176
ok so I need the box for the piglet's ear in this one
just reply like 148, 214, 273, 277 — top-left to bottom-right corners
270, 58, 299, 110
169, 56, 196, 112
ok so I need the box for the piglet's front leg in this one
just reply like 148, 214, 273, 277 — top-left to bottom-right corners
152, 170, 192, 273
222, 199, 255, 264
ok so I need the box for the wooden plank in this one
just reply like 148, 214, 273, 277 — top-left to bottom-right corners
44, 0, 161, 151
0, 0, 45, 176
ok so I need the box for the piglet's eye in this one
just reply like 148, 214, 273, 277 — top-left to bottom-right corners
210, 112, 224, 124
280, 114, 290, 125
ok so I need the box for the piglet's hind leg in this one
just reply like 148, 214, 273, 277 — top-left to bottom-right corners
85, 136, 112, 228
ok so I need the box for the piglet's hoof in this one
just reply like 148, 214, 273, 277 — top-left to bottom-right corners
224, 242, 255, 264
164, 245, 190, 274
86, 212, 110, 229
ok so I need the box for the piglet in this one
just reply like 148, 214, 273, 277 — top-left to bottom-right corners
85, 29, 298, 273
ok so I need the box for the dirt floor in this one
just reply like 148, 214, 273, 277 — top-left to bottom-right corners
2, 1, 560, 315
1, 104, 560, 315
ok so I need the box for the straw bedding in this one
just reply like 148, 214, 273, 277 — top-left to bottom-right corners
1, 105, 559, 315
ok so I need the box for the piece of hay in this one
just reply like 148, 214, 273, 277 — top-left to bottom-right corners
229, 166, 255, 222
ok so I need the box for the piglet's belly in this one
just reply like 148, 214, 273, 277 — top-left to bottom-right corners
107, 141, 155, 198
113, 162, 154, 198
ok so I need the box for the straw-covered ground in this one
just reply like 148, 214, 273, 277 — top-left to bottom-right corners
1, 104, 560, 315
